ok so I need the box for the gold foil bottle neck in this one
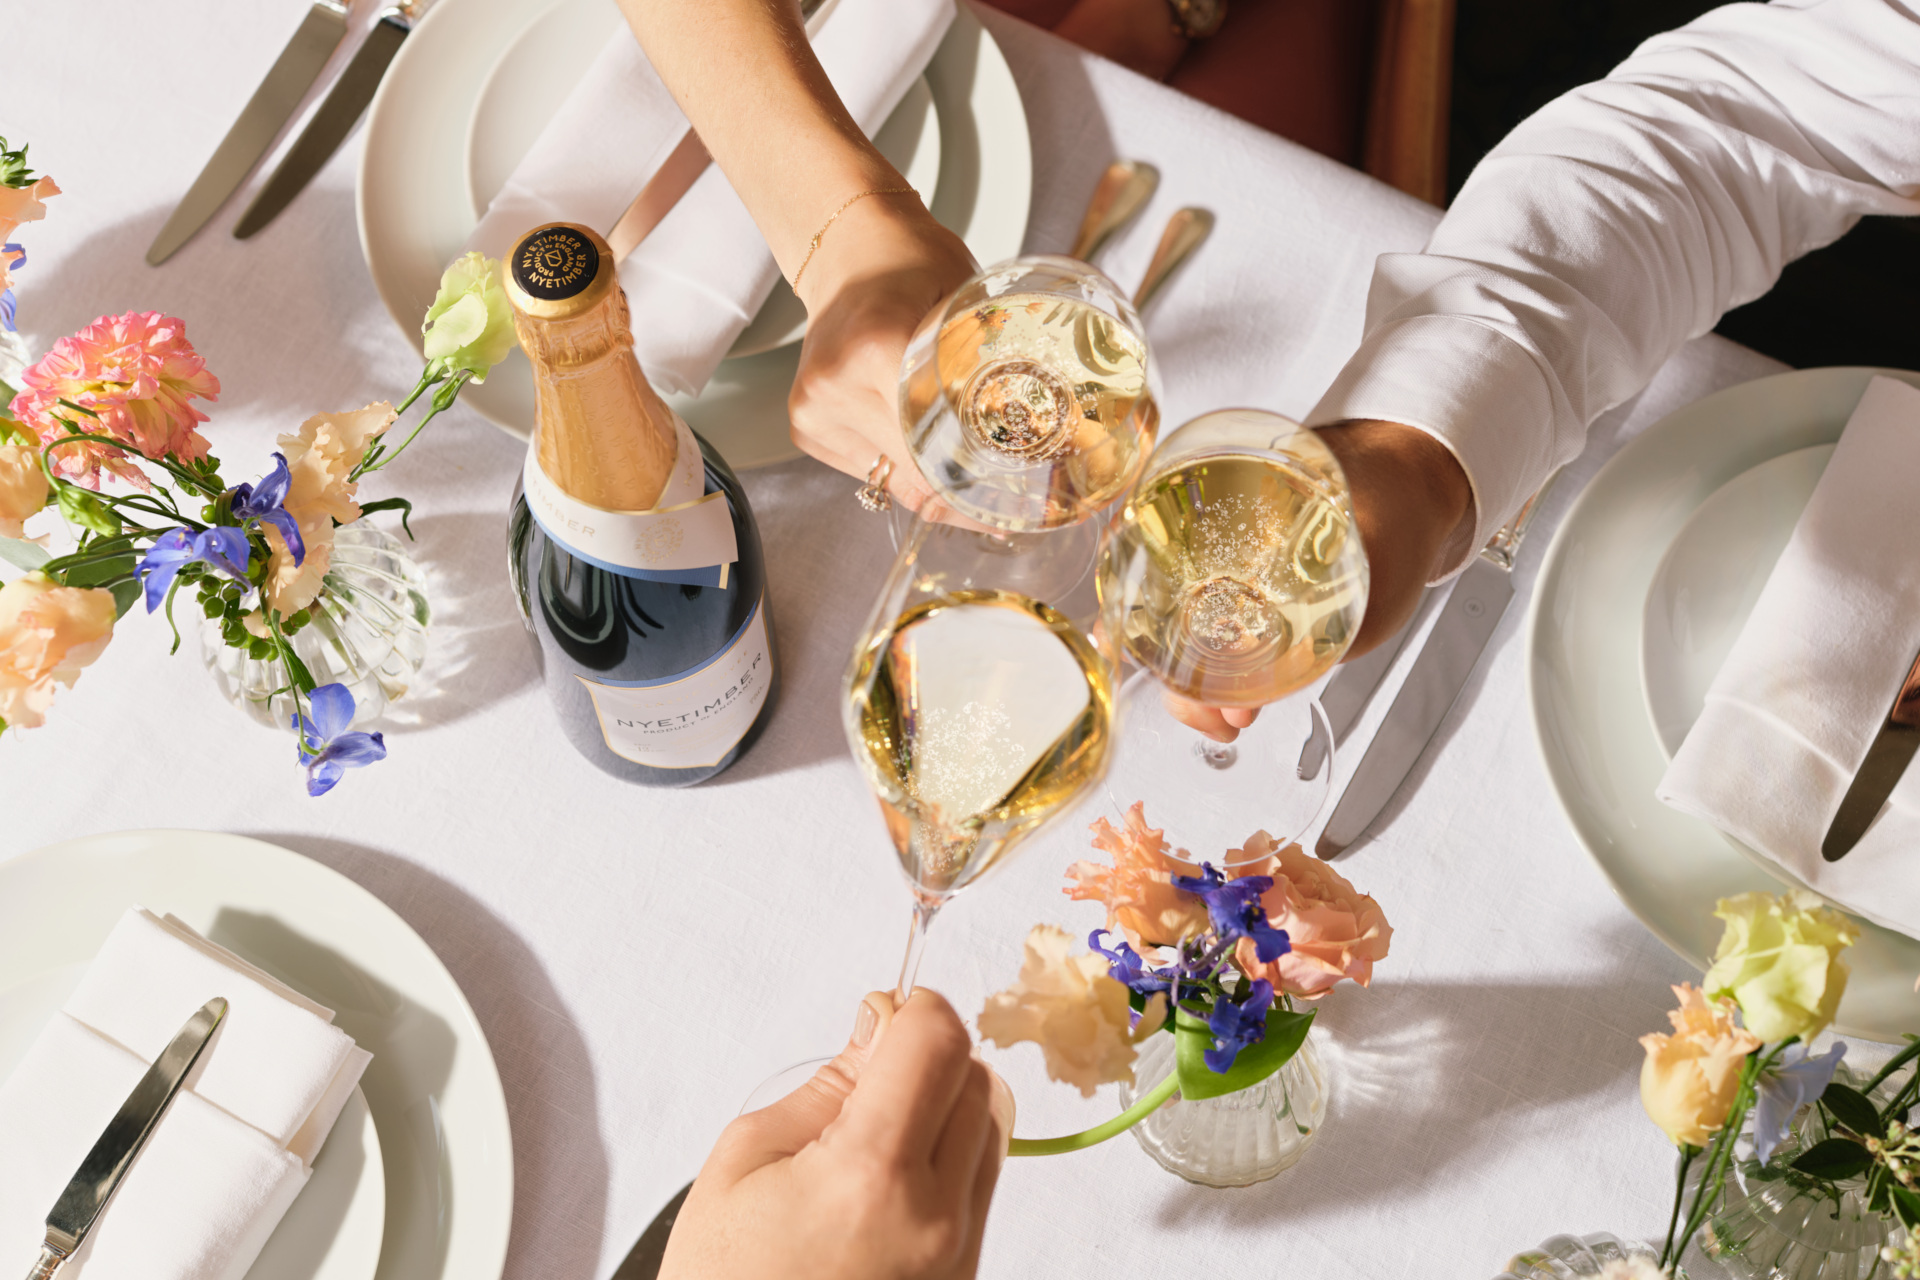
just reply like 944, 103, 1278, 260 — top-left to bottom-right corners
505, 222, 679, 512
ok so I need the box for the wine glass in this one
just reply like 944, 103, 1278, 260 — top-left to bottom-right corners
846, 505, 1119, 1000
898, 255, 1162, 532
1097, 409, 1368, 857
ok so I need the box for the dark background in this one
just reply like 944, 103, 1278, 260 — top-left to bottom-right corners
1450, 0, 1920, 370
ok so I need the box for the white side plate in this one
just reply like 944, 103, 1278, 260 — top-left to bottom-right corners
0, 831, 513, 1280
1529, 366, 1920, 1041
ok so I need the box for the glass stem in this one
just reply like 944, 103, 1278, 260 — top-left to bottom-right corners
895, 897, 942, 1005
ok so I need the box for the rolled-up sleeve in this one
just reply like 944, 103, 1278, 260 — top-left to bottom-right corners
1308, 0, 1920, 578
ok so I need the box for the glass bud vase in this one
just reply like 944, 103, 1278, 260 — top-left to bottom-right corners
1681, 1064, 1899, 1280
1496, 1233, 1670, 1278
200, 522, 430, 731
1116, 1026, 1328, 1187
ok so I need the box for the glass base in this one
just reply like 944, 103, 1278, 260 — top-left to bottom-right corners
1497, 1234, 1670, 1279
1116, 1030, 1327, 1187
1105, 672, 1334, 860
742, 1057, 834, 1115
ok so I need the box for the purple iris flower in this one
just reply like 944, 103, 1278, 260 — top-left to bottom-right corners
294, 683, 387, 797
1170, 863, 1292, 963
1090, 929, 1171, 996
1751, 1042, 1848, 1163
2, 243, 23, 332
230, 453, 305, 566
1204, 979, 1275, 1073
136, 526, 253, 612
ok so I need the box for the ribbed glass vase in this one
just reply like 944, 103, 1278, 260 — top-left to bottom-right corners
200, 522, 430, 731
1496, 1233, 1671, 1278
1115, 1027, 1327, 1187
1681, 1065, 1899, 1280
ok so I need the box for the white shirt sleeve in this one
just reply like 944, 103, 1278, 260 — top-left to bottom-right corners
1306, 0, 1920, 579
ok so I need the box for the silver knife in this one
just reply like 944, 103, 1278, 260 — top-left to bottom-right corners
1316, 481, 1555, 858
25, 999, 228, 1280
1822, 643, 1920, 861
146, 1, 350, 265
1295, 591, 1429, 782
233, 2, 424, 240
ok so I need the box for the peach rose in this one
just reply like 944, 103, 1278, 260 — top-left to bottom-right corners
1234, 838, 1393, 998
0, 574, 116, 729
978, 925, 1167, 1098
1064, 803, 1210, 949
1639, 983, 1761, 1147
0, 444, 49, 538
263, 402, 394, 615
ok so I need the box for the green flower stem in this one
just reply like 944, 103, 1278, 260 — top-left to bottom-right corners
1865, 1037, 1920, 1095
357, 371, 469, 478
1665, 1042, 1787, 1267
38, 546, 144, 577
1661, 1145, 1699, 1266
393, 367, 441, 416
1006, 1070, 1181, 1158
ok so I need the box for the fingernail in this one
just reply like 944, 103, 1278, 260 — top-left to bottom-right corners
853, 999, 878, 1048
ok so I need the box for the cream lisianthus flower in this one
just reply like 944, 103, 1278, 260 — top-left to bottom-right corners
0, 574, 116, 729
0, 443, 50, 537
422, 252, 514, 383
1704, 890, 1860, 1043
263, 403, 394, 615
1639, 983, 1761, 1147
978, 925, 1167, 1098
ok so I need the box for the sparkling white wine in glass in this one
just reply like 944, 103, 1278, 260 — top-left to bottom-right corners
1101, 442, 1366, 706
848, 588, 1114, 899
900, 256, 1160, 531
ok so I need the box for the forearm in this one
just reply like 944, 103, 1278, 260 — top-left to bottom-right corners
1310, 0, 1920, 578
613, 0, 905, 277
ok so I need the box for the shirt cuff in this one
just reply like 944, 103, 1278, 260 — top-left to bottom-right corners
1306, 313, 1559, 582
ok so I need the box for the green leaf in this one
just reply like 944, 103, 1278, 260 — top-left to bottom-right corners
56, 485, 121, 536
357, 496, 415, 539
280, 645, 317, 694
1172, 1004, 1315, 1102
0, 537, 50, 571
107, 580, 140, 618
1823, 1082, 1882, 1137
1891, 1186, 1920, 1228
1791, 1136, 1874, 1181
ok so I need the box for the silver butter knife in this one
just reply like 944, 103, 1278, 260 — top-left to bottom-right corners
147, 1, 350, 265
26, 998, 228, 1280
1822, 642, 1920, 861
1316, 480, 1555, 858
233, 1, 425, 240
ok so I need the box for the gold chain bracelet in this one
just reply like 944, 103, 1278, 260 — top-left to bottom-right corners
789, 187, 920, 289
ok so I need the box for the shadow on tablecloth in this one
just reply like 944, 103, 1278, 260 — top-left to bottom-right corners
249, 830, 610, 1280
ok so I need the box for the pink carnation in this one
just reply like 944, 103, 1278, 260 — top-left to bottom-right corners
9, 311, 219, 489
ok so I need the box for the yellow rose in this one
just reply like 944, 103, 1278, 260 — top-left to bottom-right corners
1639, 983, 1761, 1147
978, 925, 1167, 1098
263, 403, 394, 616
0, 574, 116, 729
0, 443, 50, 537
1704, 890, 1860, 1043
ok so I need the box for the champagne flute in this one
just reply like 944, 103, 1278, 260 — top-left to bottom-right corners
899, 255, 1162, 532
1098, 409, 1368, 856
846, 507, 1118, 1000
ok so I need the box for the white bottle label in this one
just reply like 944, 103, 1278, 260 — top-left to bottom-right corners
576, 599, 772, 769
523, 415, 739, 586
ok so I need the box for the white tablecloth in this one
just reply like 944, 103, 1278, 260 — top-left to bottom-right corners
5, 3, 1801, 1277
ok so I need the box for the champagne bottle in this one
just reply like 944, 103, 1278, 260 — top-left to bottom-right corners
504, 222, 777, 785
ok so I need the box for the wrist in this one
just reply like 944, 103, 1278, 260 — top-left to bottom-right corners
791, 193, 957, 310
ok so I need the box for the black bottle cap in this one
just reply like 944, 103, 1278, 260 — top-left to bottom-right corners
511, 225, 601, 301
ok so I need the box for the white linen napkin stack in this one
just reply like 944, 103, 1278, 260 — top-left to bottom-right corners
465, 0, 956, 397
0, 908, 372, 1280
1658, 376, 1920, 934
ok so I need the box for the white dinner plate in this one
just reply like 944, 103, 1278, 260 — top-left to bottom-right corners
0, 831, 513, 1280
1528, 366, 1920, 1042
359, 0, 1033, 467
1640, 444, 1834, 760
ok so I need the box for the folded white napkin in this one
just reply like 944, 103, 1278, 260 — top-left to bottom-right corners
465, 0, 955, 396
1659, 376, 1920, 934
0, 909, 373, 1280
